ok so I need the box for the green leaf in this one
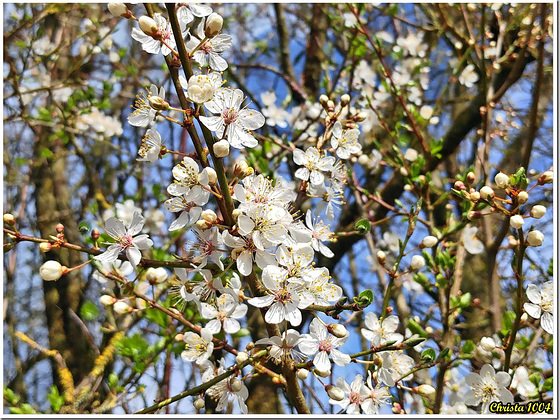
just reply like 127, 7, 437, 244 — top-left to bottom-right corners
421, 348, 437, 363
355, 218, 371, 234
47, 386, 64, 412
458, 292, 472, 309
407, 319, 428, 338
358, 289, 374, 305
107, 373, 119, 390
78, 220, 91, 235
80, 301, 99, 322
40, 147, 54, 159
542, 376, 553, 392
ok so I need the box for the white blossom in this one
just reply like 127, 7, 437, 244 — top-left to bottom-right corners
181, 328, 214, 364
299, 318, 351, 371
524, 281, 554, 334
464, 364, 513, 413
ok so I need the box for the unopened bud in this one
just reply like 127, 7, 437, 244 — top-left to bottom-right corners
195, 219, 211, 230
328, 323, 348, 338
40, 261, 66, 281
520, 313, 528, 322
517, 191, 529, 204
340, 94, 350, 107
100, 295, 116, 306
421, 236, 438, 248
509, 215, 525, 229
530, 205, 546, 219
174, 333, 184, 342
297, 369, 309, 380
201, 209, 217, 224
479, 336, 496, 352
357, 154, 369, 166
410, 255, 425, 271
146, 267, 168, 284
193, 398, 205, 410
205, 13, 223, 38
39, 242, 52, 253
148, 95, 169, 111
56, 223, 65, 233
377, 250, 386, 265
91, 228, 100, 240
355, 111, 368, 122
213, 139, 230, 158
314, 368, 331, 378
400, 167, 409, 177
467, 211, 480, 220
494, 172, 510, 189
232, 209, 243, 222
108, 3, 129, 17
480, 186, 494, 200
416, 384, 436, 398
326, 100, 335, 111
526, 230, 544, 247
466, 172, 476, 184
234, 160, 253, 179
138, 16, 158, 36
469, 191, 480, 201
203, 167, 217, 185
538, 170, 553, 184
3, 213, 15, 225
326, 385, 345, 401
113, 301, 132, 314
319, 94, 329, 106
229, 378, 243, 392
235, 352, 249, 364
454, 181, 466, 191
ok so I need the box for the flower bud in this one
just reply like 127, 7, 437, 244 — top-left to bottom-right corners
314, 368, 331, 378
520, 313, 528, 322
3, 213, 15, 226
138, 16, 158, 36
213, 139, 230, 158
517, 191, 528, 204
201, 209, 217, 224
196, 219, 211, 230
146, 267, 168, 284
297, 369, 309, 380
185, 74, 216, 103
205, 13, 223, 38
480, 186, 494, 200
235, 352, 249, 364
538, 170, 553, 184
377, 250, 386, 265
174, 333, 184, 342
328, 324, 348, 339
404, 184, 412, 191
193, 398, 205, 410
56, 223, 65, 233
404, 148, 418, 162
108, 3, 129, 17
340, 94, 350, 107
326, 100, 335, 111
40, 261, 66, 281
234, 160, 253, 179
39, 242, 52, 253
416, 384, 436, 398
326, 385, 345, 401
494, 172, 510, 189
509, 215, 524, 229
113, 301, 132, 314
421, 236, 438, 248
100, 295, 116, 306
232, 209, 243, 222
148, 95, 169, 111
357, 154, 369, 166
454, 181, 466, 192
91, 228, 100, 240
467, 211, 480, 220
530, 205, 546, 219
469, 191, 480, 201
410, 255, 425, 271
466, 171, 476, 184
203, 167, 217, 185
229, 378, 243, 392
526, 230, 544, 247
479, 336, 496, 352
400, 167, 408, 177
319, 94, 329, 106
355, 111, 368, 122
